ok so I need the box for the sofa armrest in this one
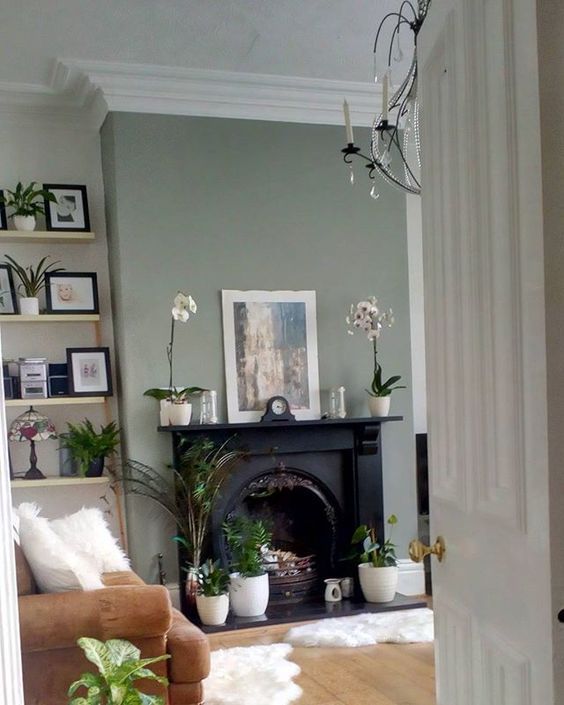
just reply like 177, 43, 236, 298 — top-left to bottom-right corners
167, 608, 210, 684
19, 584, 172, 653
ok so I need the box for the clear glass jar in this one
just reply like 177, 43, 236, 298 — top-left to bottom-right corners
200, 390, 218, 424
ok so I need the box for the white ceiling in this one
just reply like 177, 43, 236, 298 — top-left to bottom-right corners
0, 0, 410, 88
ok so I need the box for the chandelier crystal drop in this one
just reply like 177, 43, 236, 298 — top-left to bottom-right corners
341, 1, 431, 197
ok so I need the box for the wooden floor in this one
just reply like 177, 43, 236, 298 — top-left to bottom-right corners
208, 621, 436, 705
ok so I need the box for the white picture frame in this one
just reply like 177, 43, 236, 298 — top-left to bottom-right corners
222, 290, 321, 423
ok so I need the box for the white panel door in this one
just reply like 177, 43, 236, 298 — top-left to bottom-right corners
418, 1, 554, 703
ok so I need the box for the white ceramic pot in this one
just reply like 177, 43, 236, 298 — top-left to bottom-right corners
196, 593, 229, 626
168, 402, 192, 426
368, 395, 391, 417
19, 297, 39, 315
159, 399, 172, 426
229, 573, 269, 617
324, 578, 343, 602
13, 215, 36, 231
358, 563, 399, 603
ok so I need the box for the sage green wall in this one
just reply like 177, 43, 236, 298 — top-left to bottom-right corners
101, 112, 417, 583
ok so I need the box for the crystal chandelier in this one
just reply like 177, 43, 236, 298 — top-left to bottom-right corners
341, 1, 432, 197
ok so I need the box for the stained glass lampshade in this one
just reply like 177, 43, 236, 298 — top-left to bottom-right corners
8, 406, 57, 480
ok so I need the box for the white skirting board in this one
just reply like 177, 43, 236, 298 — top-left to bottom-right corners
396, 559, 426, 596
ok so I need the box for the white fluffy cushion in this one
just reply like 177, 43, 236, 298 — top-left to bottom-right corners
50, 507, 130, 574
15, 503, 104, 593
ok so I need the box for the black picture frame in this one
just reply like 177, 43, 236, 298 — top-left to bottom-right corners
45, 272, 99, 314
0, 264, 18, 315
66, 347, 113, 397
43, 184, 91, 232
0, 190, 7, 231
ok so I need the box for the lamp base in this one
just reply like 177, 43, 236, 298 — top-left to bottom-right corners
24, 466, 46, 480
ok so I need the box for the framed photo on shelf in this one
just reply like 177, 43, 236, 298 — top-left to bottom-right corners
0, 264, 18, 314
43, 184, 90, 232
67, 347, 112, 397
221, 289, 321, 423
45, 272, 99, 314
0, 190, 7, 230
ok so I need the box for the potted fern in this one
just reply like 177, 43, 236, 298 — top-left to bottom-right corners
194, 559, 230, 626
59, 420, 121, 477
0, 181, 56, 231
223, 516, 272, 617
3, 254, 63, 315
350, 515, 399, 603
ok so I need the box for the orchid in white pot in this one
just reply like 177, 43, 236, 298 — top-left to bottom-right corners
346, 297, 405, 417
144, 291, 206, 425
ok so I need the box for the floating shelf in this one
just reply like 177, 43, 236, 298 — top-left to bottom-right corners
0, 314, 100, 322
0, 231, 95, 243
11, 476, 109, 489
6, 396, 105, 408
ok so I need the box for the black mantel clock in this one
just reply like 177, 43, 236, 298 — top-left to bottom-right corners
260, 395, 296, 423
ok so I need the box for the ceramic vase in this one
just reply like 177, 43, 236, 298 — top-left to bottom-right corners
368, 395, 391, 417
229, 573, 269, 617
159, 399, 172, 426
358, 563, 399, 603
168, 402, 192, 426
196, 594, 229, 626
19, 297, 39, 315
85, 456, 105, 477
13, 215, 36, 231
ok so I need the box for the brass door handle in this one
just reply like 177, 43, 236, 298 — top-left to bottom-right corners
409, 536, 446, 563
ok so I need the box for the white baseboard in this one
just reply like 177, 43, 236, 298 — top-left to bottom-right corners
165, 582, 181, 610
396, 559, 426, 596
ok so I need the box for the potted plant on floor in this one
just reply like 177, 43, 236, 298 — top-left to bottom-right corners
224, 515, 272, 618
60, 420, 121, 477
346, 297, 405, 417
350, 514, 399, 603
194, 559, 230, 626
3, 254, 63, 315
0, 181, 57, 231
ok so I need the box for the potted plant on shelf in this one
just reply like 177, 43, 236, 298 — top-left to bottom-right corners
144, 291, 206, 426
223, 515, 272, 618
59, 420, 121, 477
350, 514, 399, 603
346, 297, 406, 417
68, 637, 169, 705
3, 254, 63, 315
193, 559, 230, 626
0, 181, 57, 232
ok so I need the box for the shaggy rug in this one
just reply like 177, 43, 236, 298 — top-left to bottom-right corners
284, 608, 434, 648
204, 643, 302, 705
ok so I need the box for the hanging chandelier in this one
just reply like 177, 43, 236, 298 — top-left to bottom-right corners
341, 0, 432, 197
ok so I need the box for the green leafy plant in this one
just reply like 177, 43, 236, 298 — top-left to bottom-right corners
68, 636, 169, 705
369, 360, 406, 398
121, 437, 244, 569
60, 420, 121, 476
223, 515, 272, 578
350, 515, 398, 568
0, 181, 56, 217
194, 558, 230, 597
3, 254, 64, 298
143, 386, 206, 403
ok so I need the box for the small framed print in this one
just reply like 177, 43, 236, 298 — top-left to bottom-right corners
0, 190, 7, 230
67, 347, 113, 397
45, 272, 99, 314
43, 184, 90, 232
0, 264, 17, 314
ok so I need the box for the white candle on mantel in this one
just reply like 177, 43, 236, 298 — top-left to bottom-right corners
343, 99, 354, 144
382, 73, 389, 122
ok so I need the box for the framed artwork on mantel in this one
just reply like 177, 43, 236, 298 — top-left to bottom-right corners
222, 289, 321, 423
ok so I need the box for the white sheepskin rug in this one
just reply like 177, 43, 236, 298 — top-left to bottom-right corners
284, 608, 434, 648
204, 643, 302, 705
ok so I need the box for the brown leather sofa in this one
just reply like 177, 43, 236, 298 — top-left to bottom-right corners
15, 544, 210, 705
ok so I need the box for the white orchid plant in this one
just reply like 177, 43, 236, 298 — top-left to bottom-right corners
346, 297, 406, 398
144, 291, 206, 403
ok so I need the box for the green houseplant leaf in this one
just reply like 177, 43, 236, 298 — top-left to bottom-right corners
3, 254, 64, 298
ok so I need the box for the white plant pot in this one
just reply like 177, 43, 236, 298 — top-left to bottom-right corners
368, 395, 391, 417
358, 563, 399, 603
19, 297, 39, 315
229, 573, 269, 617
168, 402, 192, 426
196, 593, 229, 626
159, 399, 172, 426
13, 215, 36, 231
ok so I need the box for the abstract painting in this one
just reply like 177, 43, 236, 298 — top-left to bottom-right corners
222, 290, 320, 422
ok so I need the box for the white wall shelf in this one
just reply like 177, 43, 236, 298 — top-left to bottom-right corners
5, 397, 105, 407
10, 476, 109, 489
1, 314, 100, 322
0, 231, 95, 243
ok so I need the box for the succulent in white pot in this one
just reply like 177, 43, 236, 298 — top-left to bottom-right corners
3, 254, 63, 315
194, 559, 230, 626
0, 181, 57, 231
351, 515, 399, 603
346, 297, 406, 417
224, 516, 272, 618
